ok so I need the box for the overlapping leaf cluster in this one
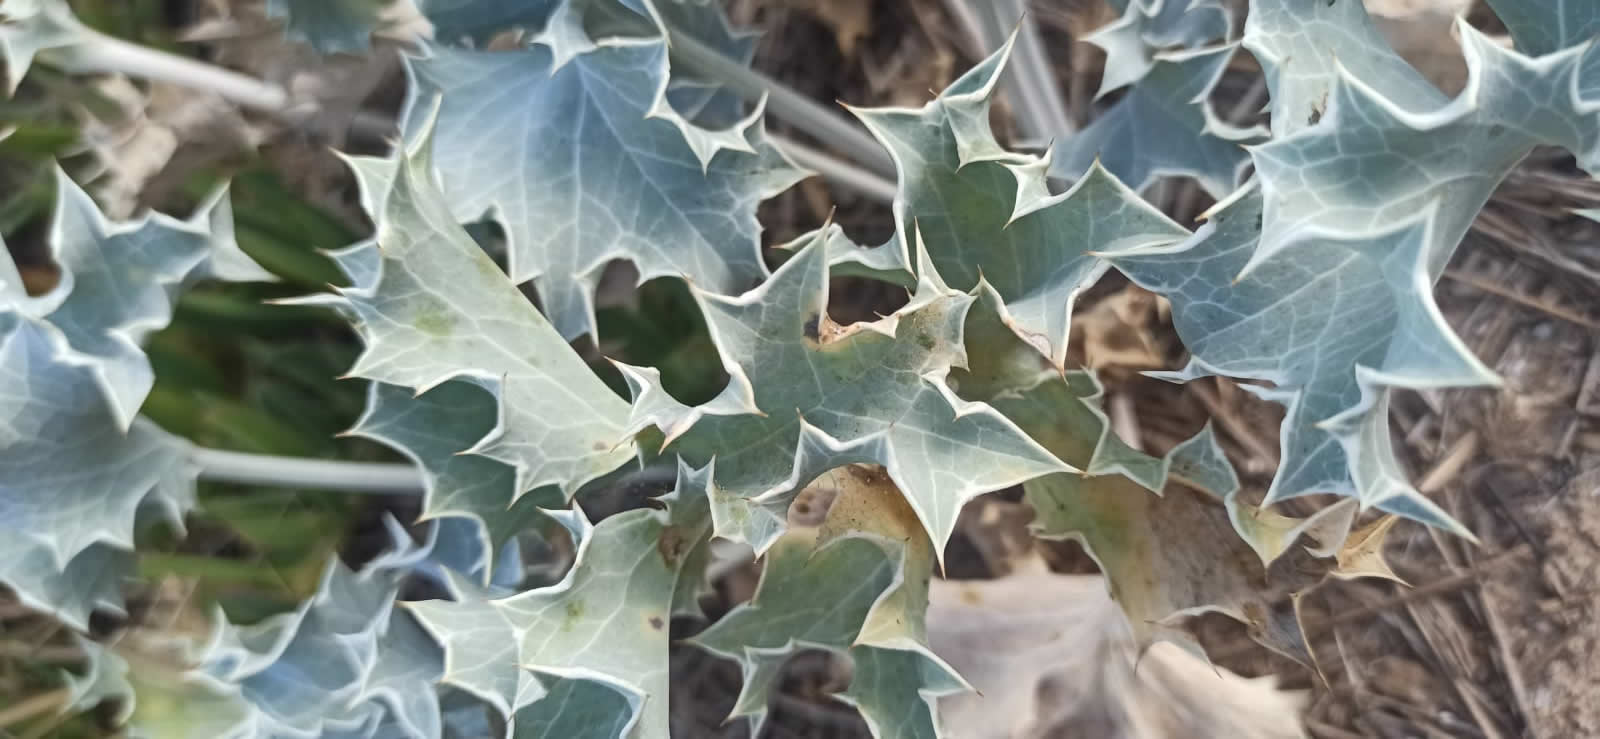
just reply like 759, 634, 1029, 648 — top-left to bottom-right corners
0, 154, 270, 630
5, 0, 1598, 736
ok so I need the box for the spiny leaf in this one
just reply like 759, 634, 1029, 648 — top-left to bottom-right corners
1243, 0, 1446, 136
1053, 44, 1264, 198
397, 7, 804, 340
690, 466, 967, 738
1333, 514, 1406, 583
0, 528, 137, 634
652, 0, 761, 127
1250, 22, 1600, 271
1026, 452, 1355, 665
1102, 186, 1489, 533
1484, 0, 1600, 56
848, 40, 1191, 367
1090, 0, 1231, 94
953, 283, 1176, 494
64, 637, 137, 725
0, 0, 88, 94
30, 171, 272, 428
618, 232, 1069, 563
955, 287, 1368, 663
348, 380, 557, 587
509, 677, 634, 738
842, 646, 969, 739
1, 170, 265, 628
1118, 10, 1600, 535
407, 460, 714, 739
295, 130, 636, 499
0, 317, 188, 629
186, 516, 446, 738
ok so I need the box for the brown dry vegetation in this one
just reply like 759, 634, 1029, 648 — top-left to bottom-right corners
2, 1, 1595, 737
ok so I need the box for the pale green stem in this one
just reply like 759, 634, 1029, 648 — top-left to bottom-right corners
192, 448, 685, 496
191, 448, 423, 495
774, 136, 896, 203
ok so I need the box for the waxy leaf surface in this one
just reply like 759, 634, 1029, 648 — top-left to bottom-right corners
619, 234, 1068, 561
399, 24, 803, 340
849, 41, 1191, 366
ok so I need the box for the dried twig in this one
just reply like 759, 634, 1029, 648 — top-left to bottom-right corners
1442, 269, 1600, 330
0, 687, 70, 730
1212, 545, 1532, 661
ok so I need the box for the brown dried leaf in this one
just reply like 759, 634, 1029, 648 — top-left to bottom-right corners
928, 567, 1308, 739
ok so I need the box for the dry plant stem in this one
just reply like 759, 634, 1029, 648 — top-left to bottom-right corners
1191, 379, 1279, 473
1559, 348, 1600, 456
1443, 269, 1600, 330
0, 688, 70, 730
1419, 431, 1479, 494
1401, 594, 1506, 739
0, 641, 84, 662
1211, 544, 1533, 662
1305, 717, 1366, 739
1476, 583, 1536, 735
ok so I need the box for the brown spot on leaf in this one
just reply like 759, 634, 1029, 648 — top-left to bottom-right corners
657, 527, 688, 565
648, 616, 664, 631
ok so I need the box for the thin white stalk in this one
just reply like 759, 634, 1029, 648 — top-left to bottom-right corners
773, 135, 896, 204
192, 448, 423, 495
41, 33, 289, 112
190, 448, 696, 496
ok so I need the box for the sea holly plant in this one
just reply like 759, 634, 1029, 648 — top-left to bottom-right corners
0, 163, 271, 630
2, 0, 1596, 736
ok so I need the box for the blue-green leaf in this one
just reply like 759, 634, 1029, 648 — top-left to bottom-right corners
1, 170, 265, 627
618, 233, 1069, 562
848, 41, 1191, 367
295, 129, 636, 500
1484, 0, 1600, 56
1054, 44, 1264, 198
407, 460, 715, 739
398, 26, 804, 340
0, 0, 89, 94
1244, 0, 1446, 137
1090, 0, 1231, 93
415, 0, 559, 44
1102, 185, 1492, 534
349, 380, 557, 587
192, 516, 446, 738
1250, 23, 1600, 272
